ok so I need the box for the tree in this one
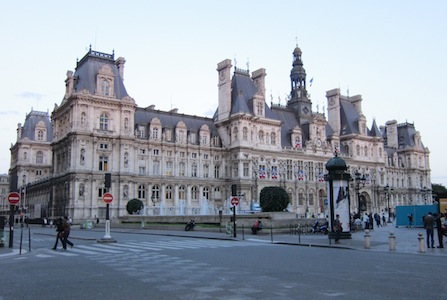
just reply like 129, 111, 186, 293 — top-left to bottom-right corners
126, 198, 144, 215
260, 186, 290, 212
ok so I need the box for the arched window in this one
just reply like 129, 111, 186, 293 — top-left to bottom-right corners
152, 185, 160, 200
100, 113, 109, 130
124, 117, 129, 129
202, 187, 210, 200
191, 186, 199, 200
165, 185, 173, 200
178, 186, 186, 200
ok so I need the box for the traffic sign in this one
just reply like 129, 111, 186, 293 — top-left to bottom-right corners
231, 197, 239, 206
103, 192, 113, 204
7, 192, 20, 205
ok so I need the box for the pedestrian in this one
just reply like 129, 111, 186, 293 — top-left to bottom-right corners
434, 213, 444, 248
52, 218, 64, 250
251, 219, 263, 234
333, 214, 342, 244
440, 213, 447, 238
382, 213, 387, 226
407, 213, 413, 228
61, 216, 74, 250
362, 212, 369, 230
374, 213, 381, 227
423, 212, 435, 248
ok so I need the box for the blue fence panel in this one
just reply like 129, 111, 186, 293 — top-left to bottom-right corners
395, 205, 439, 227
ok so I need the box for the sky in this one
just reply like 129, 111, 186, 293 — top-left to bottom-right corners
1, 1, 446, 186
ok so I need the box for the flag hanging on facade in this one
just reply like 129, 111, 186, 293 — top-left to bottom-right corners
271, 166, 278, 179
309, 78, 314, 87
259, 165, 266, 179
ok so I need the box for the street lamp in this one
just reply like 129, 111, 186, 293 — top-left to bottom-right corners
353, 172, 366, 215
420, 186, 431, 205
384, 184, 394, 223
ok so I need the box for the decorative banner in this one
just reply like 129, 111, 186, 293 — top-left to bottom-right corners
271, 166, 278, 179
318, 172, 325, 182
333, 179, 350, 232
259, 165, 266, 179
297, 170, 305, 181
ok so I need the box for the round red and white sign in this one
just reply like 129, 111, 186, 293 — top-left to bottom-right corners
7, 192, 21, 205
231, 197, 239, 206
103, 192, 113, 204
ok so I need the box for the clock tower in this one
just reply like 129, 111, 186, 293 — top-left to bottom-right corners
287, 45, 312, 125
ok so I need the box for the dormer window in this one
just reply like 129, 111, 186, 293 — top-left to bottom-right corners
257, 102, 263, 115
37, 130, 44, 141
101, 80, 110, 96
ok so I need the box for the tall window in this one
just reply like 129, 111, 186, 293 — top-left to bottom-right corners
191, 163, 198, 177
166, 161, 173, 176
257, 102, 263, 115
202, 187, 209, 200
100, 113, 109, 130
243, 162, 249, 177
178, 186, 186, 200
124, 117, 128, 129
179, 162, 186, 176
259, 131, 264, 144
81, 112, 86, 125
271, 132, 276, 145
165, 185, 173, 200
152, 160, 160, 175
214, 165, 220, 178
152, 185, 160, 200
99, 156, 108, 171
101, 80, 110, 96
36, 151, 44, 164
203, 164, 209, 178
138, 185, 146, 199
233, 127, 238, 141
233, 163, 238, 177
243, 127, 248, 141
37, 130, 44, 141
152, 127, 159, 139
191, 186, 199, 200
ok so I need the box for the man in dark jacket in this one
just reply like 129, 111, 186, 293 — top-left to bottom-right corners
423, 212, 435, 248
52, 218, 64, 250
61, 216, 74, 250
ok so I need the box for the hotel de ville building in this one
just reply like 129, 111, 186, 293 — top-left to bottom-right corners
7, 45, 431, 223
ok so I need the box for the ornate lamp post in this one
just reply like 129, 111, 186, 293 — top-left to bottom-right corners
353, 172, 366, 215
420, 186, 431, 205
384, 184, 394, 223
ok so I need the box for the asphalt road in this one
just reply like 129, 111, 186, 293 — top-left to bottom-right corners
0, 227, 445, 299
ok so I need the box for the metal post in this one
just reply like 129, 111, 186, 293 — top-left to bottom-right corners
9, 205, 14, 248
233, 205, 236, 238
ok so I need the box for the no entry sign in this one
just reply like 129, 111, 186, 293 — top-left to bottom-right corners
231, 197, 239, 206
103, 192, 113, 204
7, 192, 20, 205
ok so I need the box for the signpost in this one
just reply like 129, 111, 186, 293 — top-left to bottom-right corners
98, 192, 116, 243
230, 197, 239, 238
7, 192, 20, 248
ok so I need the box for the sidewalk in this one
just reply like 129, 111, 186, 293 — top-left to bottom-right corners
1, 223, 446, 258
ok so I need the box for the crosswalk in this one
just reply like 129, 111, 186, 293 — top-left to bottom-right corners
33, 239, 255, 258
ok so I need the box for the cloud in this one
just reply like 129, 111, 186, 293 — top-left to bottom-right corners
18, 91, 44, 102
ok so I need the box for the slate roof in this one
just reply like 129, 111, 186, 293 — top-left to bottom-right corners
73, 49, 129, 99
21, 110, 53, 142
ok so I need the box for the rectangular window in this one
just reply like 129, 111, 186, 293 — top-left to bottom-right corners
166, 161, 173, 176
179, 162, 186, 176
152, 160, 160, 175
180, 152, 185, 158
139, 167, 146, 175
214, 165, 220, 178
98, 187, 107, 198
99, 156, 108, 171
203, 165, 209, 178
233, 163, 238, 177
203, 154, 209, 160
153, 149, 159, 156
243, 162, 249, 177
166, 150, 172, 157
192, 153, 197, 159
191, 164, 197, 177
286, 159, 293, 180
100, 143, 108, 149
139, 149, 146, 154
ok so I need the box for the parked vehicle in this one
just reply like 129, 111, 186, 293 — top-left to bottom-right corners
185, 220, 196, 231
312, 220, 328, 235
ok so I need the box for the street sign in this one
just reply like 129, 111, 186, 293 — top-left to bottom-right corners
7, 192, 20, 205
103, 192, 113, 204
231, 197, 239, 206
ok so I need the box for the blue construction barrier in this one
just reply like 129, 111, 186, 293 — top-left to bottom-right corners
395, 204, 439, 227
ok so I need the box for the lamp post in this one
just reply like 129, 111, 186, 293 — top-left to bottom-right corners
384, 184, 394, 223
353, 172, 366, 215
420, 186, 431, 205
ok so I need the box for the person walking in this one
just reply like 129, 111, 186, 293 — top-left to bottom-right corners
52, 218, 64, 250
61, 216, 74, 250
333, 214, 342, 244
435, 213, 444, 248
423, 212, 435, 248
407, 213, 413, 228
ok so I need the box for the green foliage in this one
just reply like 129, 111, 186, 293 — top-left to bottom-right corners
259, 186, 290, 212
432, 183, 447, 195
126, 198, 144, 215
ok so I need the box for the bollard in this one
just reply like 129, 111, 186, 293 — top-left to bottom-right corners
418, 233, 426, 253
389, 232, 396, 251
364, 229, 371, 249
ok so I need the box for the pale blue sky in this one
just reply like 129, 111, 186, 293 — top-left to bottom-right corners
1, 1, 446, 186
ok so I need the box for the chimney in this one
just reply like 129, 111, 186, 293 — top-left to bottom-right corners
116, 57, 126, 79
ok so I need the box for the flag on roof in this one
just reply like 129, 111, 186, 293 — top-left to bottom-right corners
309, 78, 314, 87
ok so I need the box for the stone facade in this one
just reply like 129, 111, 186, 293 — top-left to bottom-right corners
8, 45, 431, 222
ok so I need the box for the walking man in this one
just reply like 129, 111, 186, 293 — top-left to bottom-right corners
62, 216, 74, 250
333, 214, 342, 244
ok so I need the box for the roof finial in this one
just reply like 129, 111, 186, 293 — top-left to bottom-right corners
246, 57, 249, 72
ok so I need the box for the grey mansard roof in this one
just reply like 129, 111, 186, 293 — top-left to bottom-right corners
135, 107, 219, 138
20, 110, 53, 142
73, 49, 129, 99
